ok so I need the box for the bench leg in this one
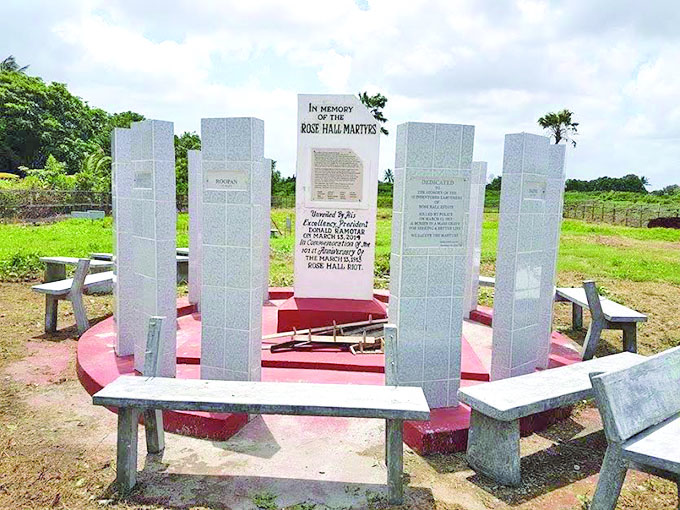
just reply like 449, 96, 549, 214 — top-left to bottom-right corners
45, 296, 58, 333
116, 407, 140, 494
44, 263, 65, 283
144, 409, 165, 454
572, 303, 583, 330
591, 445, 627, 510
467, 410, 521, 486
386, 418, 404, 505
582, 318, 606, 361
621, 323, 637, 354
70, 294, 89, 335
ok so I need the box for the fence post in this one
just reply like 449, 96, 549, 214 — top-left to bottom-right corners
639, 207, 644, 228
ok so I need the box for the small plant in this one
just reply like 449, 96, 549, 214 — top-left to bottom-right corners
577, 493, 591, 509
287, 503, 316, 510
252, 490, 278, 510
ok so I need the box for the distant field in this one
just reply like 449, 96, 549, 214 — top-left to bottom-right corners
2, 209, 679, 287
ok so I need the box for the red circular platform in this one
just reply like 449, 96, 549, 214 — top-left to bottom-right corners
77, 289, 582, 454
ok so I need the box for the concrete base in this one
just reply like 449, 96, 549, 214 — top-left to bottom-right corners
76, 292, 583, 453
277, 296, 387, 333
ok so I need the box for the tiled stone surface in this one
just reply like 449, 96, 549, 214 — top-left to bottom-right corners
200, 118, 265, 382
490, 133, 566, 380
263, 158, 272, 303
188, 150, 202, 306
463, 161, 487, 319
123, 120, 177, 376
112, 128, 134, 356
388, 122, 474, 408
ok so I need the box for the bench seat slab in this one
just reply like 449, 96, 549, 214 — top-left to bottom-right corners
93, 376, 430, 421
458, 352, 645, 422
467, 410, 521, 486
623, 414, 680, 475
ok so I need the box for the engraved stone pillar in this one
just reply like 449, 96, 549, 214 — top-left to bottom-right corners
129, 120, 177, 376
388, 122, 474, 408
263, 158, 272, 303
490, 133, 566, 380
188, 149, 202, 306
463, 161, 487, 318
112, 128, 135, 356
200, 117, 265, 382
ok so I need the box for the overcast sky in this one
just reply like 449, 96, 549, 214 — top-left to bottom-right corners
2, 0, 679, 187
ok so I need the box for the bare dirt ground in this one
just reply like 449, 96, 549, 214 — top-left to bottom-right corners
1, 281, 678, 510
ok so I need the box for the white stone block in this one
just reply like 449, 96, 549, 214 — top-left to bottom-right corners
490, 133, 566, 380
463, 161, 487, 318
188, 150, 202, 306
200, 117, 265, 382
388, 122, 474, 408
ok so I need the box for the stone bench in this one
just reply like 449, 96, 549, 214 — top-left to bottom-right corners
88, 252, 189, 283
478, 275, 495, 287
458, 352, 646, 486
93, 375, 430, 504
32, 259, 114, 335
40, 256, 113, 282
555, 281, 647, 360
589, 346, 680, 509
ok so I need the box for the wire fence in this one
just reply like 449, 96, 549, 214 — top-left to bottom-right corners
563, 202, 680, 228
2, 190, 679, 228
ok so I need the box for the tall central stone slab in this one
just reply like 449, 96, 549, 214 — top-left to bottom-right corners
388, 122, 474, 408
188, 149, 203, 306
200, 118, 265, 382
279, 94, 386, 331
128, 119, 177, 376
490, 133, 566, 380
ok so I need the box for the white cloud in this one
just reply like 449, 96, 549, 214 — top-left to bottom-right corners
1, 0, 680, 186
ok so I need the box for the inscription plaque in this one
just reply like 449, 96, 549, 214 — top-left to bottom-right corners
205, 169, 248, 190
404, 174, 468, 249
311, 148, 363, 202
133, 169, 152, 189
523, 179, 547, 200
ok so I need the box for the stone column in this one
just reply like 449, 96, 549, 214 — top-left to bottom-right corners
388, 122, 474, 408
129, 120, 177, 376
490, 133, 566, 380
188, 149, 202, 306
200, 117, 265, 382
263, 158, 272, 303
111, 128, 135, 356
463, 161, 488, 318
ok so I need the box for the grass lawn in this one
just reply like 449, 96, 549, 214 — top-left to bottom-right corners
3, 208, 678, 286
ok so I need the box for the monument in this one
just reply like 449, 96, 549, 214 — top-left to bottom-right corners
262, 158, 272, 303
125, 119, 177, 376
278, 94, 387, 331
490, 133, 566, 380
388, 122, 475, 408
188, 149, 202, 306
199, 117, 266, 382
463, 161, 488, 318
111, 127, 135, 356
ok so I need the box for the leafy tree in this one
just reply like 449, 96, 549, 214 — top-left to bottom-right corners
486, 175, 502, 191
75, 149, 112, 192
24, 154, 75, 189
358, 91, 389, 135
0, 55, 29, 73
174, 132, 201, 196
537, 109, 579, 147
565, 174, 648, 193
383, 168, 394, 183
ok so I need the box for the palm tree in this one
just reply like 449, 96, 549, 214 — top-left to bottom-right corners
383, 169, 394, 183
358, 91, 389, 135
0, 55, 29, 73
537, 109, 579, 147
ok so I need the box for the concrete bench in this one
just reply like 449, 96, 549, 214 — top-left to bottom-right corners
94, 377, 429, 504
556, 281, 647, 360
458, 352, 646, 486
589, 346, 680, 509
478, 275, 495, 287
32, 259, 114, 335
88, 252, 189, 283
40, 256, 113, 282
